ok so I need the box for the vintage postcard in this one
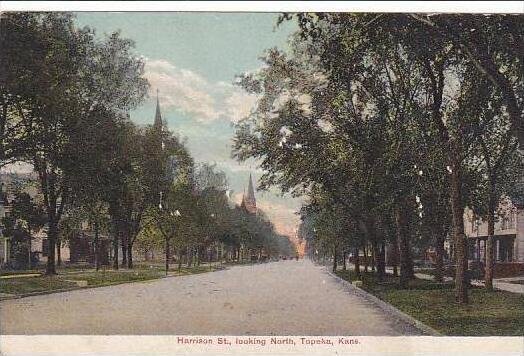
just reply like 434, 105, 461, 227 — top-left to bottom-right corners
0, 2, 523, 355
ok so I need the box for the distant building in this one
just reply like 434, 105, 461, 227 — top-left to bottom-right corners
464, 195, 524, 263
0, 172, 109, 268
154, 89, 164, 132
240, 173, 257, 214
0, 173, 38, 267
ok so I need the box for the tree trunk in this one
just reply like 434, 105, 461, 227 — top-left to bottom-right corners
392, 242, 399, 277
187, 248, 192, 267
450, 152, 469, 304
56, 237, 62, 267
363, 244, 369, 272
371, 243, 376, 273
342, 250, 347, 271
196, 247, 201, 266
94, 220, 100, 271
112, 230, 119, 270
484, 188, 496, 290
45, 221, 58, 275
332, 244, 338, 273
27, 229, 32, 270
434, 235, 445, 282
165, 236, 170, 276
354, 246, 361, 279
377, 241, 386, 280
396, 204, 414, 288
121, 237, 128, 267
178, 249, 183, 271
127, 240, 133, 269
127, 235, 133, 269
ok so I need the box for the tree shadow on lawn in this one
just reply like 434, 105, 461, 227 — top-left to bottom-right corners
336, 270, 524, 336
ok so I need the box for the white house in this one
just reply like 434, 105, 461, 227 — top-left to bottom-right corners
464, 195, 524, 263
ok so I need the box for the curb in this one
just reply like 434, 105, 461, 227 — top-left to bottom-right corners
326, 269, 442, 336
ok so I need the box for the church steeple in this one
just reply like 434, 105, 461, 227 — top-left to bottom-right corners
242, 173, 257, 214
154, 89, 162, 130
246, 173, 256, 205
240, 188, 246, 209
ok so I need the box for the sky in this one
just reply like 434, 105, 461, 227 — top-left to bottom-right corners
74, 12, 304, 238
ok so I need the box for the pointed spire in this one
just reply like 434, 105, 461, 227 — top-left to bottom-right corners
247, 173, 255, 202
154, 89, 162, 130
240, 188, 246, 208
244, 173, 256, 214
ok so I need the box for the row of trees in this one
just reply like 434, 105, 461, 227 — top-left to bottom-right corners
1, 12, 294, 274
1, 12, 148, 274
233, 13, 523, 304
142, 163, 295, 272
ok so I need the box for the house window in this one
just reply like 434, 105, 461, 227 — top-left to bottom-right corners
498, 237, 514, 262
501, 212, 515, 230
470, 215, 479, 233
509, 212, 515, 229
471, 218, 480, 233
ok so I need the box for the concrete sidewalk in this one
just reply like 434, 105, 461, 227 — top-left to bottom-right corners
472, 277, 524, 294
384, 267, 524, 295
335, 264, 524, 295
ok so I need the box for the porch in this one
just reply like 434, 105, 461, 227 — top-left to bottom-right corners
468, 234, 516, 263
467, 234, 524, 278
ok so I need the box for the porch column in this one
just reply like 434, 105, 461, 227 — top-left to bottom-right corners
3, 239, 8, 263
514, 238, 518, 262
482, 239, 487, 263
476, 239, 481, 261
495, 239, 500, 262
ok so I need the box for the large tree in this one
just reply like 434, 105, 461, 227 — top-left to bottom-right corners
282, 12, 521, 303
466, 77, 523, 290
0, 13, 148, 274
408, 14, 524, 147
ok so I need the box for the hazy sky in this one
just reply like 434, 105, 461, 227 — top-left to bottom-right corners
74, 12, 303, 237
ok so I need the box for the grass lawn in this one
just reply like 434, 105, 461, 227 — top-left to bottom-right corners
0, 276, 78, 295
0, 269, 43, 277
0, 263, 222, 297
0, 264, 99, 277
335, 270, 524, 336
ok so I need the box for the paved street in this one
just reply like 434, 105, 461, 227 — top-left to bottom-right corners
0, 260, 423, 335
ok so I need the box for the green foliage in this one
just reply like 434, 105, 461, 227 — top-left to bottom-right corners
2, 191, 46, 235
1, 12, 149, 273
137, 161, 294, 260
234, 13, 522, 298
1, 191, 46, 269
